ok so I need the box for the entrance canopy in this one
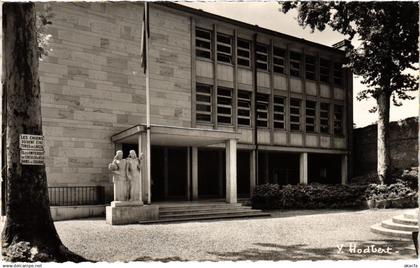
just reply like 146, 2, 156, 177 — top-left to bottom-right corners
111, 124, 240, 147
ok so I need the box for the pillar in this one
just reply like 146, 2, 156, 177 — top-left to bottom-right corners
192, 147, 198, 200
299, 152, 308, 184
141, 132, 151, 204
249, 150, 256, 198
341, 154, 348, 185
226, 139, 237, 204
137, 136, 143, 205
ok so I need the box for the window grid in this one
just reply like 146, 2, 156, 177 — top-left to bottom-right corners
273, 96, 286, 129
273, 47, 286, 74
237, 39, 251, 67
217, 33, 232, 64
320, 58, 330, 83
196, 28, 212, 60
289, 52, 301, 77
196, 84, 212, 123
290, 98, 301, 131
256, 43, 268, 71
217, 87, 233, 125
305, 55, 316, 80
237, 90, 252, 126
305, 100, 316, 132
256, 93, 269, 127
320, 103, 330, 134
334, 104, 344, 136
333, 62, 344, 86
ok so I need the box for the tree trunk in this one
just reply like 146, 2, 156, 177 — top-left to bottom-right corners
376, 91, 391, 185
1, 3, 86, 262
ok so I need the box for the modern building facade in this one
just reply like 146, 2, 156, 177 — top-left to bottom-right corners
1, 2, 353, 210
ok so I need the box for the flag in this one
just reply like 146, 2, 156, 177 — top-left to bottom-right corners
140, 2, 150, 74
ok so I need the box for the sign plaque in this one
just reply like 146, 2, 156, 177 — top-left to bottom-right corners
19, 134, 45, 165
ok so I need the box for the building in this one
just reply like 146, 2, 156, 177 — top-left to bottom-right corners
1, 2, 353, 212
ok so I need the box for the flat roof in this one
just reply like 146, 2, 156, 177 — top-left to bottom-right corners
157, 2, 345, 55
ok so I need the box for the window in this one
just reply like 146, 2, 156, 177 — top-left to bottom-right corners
274, 96, 286, 129
217, 33, 232, 63
334, 104, 344, 135
256, 43, 268, 70
273, 47, 286, 74
289, 52, 301, 77
217, 87, 233, 124
237, 90, 252, 126
196, 28, 212, 59
305, 100, 316, 132
196, 84, 212, 122
256, 93, 269, 127
333, 62, 344, 86
237, 39, 251, 67
305, 55, 316, 80
290, 98, 301, 131
320, 58, 330, 83
320, 103, 330, 134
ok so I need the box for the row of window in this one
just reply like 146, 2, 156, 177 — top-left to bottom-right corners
195, 28, 345, 86
196, 83, 344, 135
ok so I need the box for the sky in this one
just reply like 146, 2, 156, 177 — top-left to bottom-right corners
181, 2, 419, 128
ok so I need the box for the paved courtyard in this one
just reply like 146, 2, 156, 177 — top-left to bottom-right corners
48, 208, 418, 261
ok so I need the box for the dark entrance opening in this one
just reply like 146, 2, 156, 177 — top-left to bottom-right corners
308, 154, 341, 184
237, 151, 250, 198
258, 151, 300, 185
198, 149, 225, 199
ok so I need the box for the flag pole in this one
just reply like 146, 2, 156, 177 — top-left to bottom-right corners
145, 2, 151, 204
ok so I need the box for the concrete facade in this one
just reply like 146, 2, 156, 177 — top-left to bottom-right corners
1, 2, 353, 213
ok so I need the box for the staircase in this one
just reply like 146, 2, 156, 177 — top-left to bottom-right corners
371, 210, 419, 238
139, 201, 270, 224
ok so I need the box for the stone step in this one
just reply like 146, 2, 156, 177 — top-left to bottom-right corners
404, 211, 419, 220
392, 215, 418, 226
381, 219, 419, 232
139, 212, 271, 224
371, 223, 412, 239
159, 209, 264, 219
159, 206, 253, 215
158, 203, 243, 210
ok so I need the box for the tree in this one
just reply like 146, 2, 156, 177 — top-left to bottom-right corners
280, 2, 419, 184
2, 3, 86, 262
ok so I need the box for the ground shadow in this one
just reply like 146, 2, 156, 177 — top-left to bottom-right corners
208, 239, 416, 261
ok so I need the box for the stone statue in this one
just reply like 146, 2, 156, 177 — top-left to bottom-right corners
126, 150, 143, 201
108, 150, 129, 201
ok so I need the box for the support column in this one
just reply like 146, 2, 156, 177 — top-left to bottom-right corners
341, 154, 348, 185
186, 147, 191, 201
249, 150, 256, 198
137, 136, 143, 205
299, 152, 308, 184
226, 139, 237, 204
141, 132, 151, 204
191, 147, 198, 200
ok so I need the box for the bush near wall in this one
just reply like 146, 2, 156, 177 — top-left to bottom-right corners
252, 183, 368, 210
252, 181, 418, 210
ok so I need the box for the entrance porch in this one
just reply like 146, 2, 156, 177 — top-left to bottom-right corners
111, 125, 240, 204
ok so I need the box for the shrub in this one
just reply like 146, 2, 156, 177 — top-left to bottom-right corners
365, 182, 418, 208
251, 183, 367, 210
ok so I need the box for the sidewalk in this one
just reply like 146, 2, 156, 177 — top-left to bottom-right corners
44, 208, 417, 261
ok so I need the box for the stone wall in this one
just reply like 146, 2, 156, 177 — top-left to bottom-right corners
353, 117, 418, 176
36, 2, 191, 196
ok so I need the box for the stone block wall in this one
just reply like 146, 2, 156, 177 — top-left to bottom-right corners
36, 2, 192, 196
353, 117, 418, 176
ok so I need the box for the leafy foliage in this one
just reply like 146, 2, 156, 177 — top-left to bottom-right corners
252, 183, 368, 209
280, 2, 418, 107
36, 3, 54, 58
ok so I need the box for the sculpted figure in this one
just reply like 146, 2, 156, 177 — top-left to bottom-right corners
108, 150, 128, 201
126, 150, 143, 201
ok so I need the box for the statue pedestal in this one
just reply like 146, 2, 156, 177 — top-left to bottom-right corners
106, 201, 159, 225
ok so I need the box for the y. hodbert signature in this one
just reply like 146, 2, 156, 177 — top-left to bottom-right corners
337, 243, 396, 254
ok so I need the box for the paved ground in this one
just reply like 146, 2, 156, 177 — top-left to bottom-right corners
47, 208, 418, 262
